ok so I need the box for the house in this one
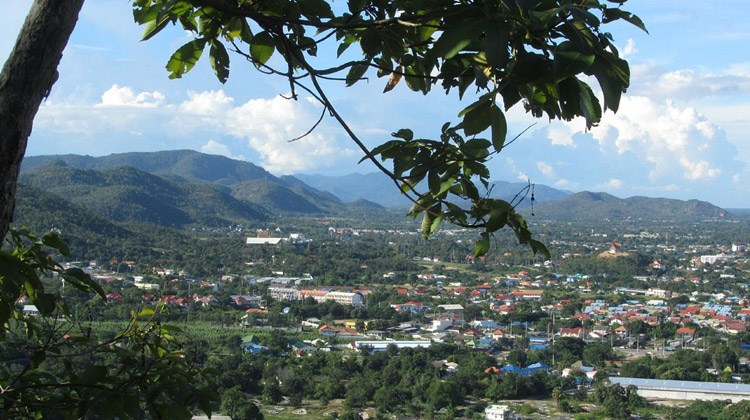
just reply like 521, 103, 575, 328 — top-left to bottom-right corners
498, 363, 550, 377
559, 327, 589, 339
725, 321, 747, 334
676, 327, 696, 337
391, 301, 428, 313
22, 305, 40, 316
438, 304, 464, 314
318, 325, 337, 336
485, 405, 516, 420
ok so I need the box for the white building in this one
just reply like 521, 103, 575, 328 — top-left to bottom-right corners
269, 286, 300, 301
700, 254, 725, 265
485, 405, 516, 420
325, 291, 364, 307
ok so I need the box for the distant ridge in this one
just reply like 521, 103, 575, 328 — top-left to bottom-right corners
21, 150, 344, 216
19, 164, 268, 227
22, 150, 275, 185
295, 172, 573, 208
528, 191, 730, 222
20, 151, 732, 224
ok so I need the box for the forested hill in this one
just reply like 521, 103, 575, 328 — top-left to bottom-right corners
21, 149, 275, 185
20, 150, 349, 215
528, 191, 732, 222
19, 163, 269, 227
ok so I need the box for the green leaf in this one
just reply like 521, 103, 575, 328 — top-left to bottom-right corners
438, 177, 455, 196
391, 128, 413, 141
474, 232, 490, 257
250, 31, 275, 66
421, 212, 434, 238
346, 62, 369, 86
590, 54, 628, 112
433, 22, 478, 60
82, 365, 107, 384
576, 79, 602, 127
139, 308, 156, 318
553, 41, 595, 79
41, 232, 70, 256
62, 268, 106, 300
463, 100, 493, 136
603, 8, 648, 33
359, 29, 381, 58
141, 14, 171, 41
32, 292, 56, 316
166, 39, 207, 79
299, 0, 334, 19
348, 0, 366, 14
209, 40, 230, 84
484, 21, 510, 68
529, 239, 551, 259
490, 105, 507, 153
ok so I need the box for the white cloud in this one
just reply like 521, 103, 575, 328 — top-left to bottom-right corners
554, 179, 578, 189
37, 85, 356, 174
97, 84, 165, 107
621, 39, 638, 59
180, 94, 356, 174
634, 67, 750, 101
536, 161, 554, 177
596, 178, 623, 189
547, 126, 575, 146
180, 90, 234, 115
505, 157, 528, 182
589, 96, 731, 182
200, 139, 245, 161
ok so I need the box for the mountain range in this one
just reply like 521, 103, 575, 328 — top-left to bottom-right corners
17, 150, 733, 232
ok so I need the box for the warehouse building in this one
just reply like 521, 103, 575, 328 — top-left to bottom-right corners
609, 377, 750, 403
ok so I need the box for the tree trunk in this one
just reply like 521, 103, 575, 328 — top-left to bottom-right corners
0, 0, 85, 241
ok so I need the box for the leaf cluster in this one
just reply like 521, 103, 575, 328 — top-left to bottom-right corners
132, 0, 645, 256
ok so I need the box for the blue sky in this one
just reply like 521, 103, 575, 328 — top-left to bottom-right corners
3, 1, 750, 207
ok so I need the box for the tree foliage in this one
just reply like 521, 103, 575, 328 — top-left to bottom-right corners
133, 0, 645, 257
0, 229, 217, 419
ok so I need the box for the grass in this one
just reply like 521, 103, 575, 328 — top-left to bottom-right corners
259, 400, 347, 420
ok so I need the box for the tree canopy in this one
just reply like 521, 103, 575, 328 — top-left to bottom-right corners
133, 0, 645, 257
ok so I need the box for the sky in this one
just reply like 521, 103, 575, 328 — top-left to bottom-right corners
3, 1, 750, 208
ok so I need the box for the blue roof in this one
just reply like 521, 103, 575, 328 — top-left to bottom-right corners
530, 344, 549, 351
527, 362, 550, 370
610, 377, 750, 394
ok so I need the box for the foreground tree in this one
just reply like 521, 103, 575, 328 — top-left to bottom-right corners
0, 0, 84, 242
0, 229, 216, 419
133, 0, 645, 256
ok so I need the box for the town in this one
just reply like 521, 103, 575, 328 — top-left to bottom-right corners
17, 217, 750, 420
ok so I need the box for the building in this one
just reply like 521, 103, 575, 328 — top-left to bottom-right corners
299, 289, 364, 307
609, 377, 750, 403
485, 404, 516, 420
245, 237, 284, 245
351, 340, 434, 352
269, 286, 300, 301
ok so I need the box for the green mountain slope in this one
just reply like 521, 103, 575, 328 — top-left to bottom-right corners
19, 163, 268, 227
22, 151, 344, 214
22, 150, 274, 185
528, 191, 731, 222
